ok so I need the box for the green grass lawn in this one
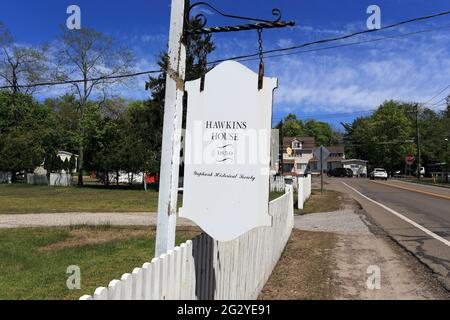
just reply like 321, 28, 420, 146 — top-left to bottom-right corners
295, 189, 342, 215
0, 184, 166, 214
0, 225, 198, 300
401, 178, 450, 189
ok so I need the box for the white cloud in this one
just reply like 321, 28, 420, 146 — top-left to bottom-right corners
264, 27, 450, 116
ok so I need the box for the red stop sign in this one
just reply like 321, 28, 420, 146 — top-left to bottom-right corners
405, 155, 415, 165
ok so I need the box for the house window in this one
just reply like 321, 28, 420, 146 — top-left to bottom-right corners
292, 141, 302, 149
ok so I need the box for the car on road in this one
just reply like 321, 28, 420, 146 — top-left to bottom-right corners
369, 168, 388, 180
327, 168, 353, 178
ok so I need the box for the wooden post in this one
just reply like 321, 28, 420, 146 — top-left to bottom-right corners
155, 0, 187, 257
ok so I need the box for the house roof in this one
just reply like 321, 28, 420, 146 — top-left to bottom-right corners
311, 156, 346, 162
283, 137, 315, 150
58, 151, 79, 158
342, 159, 369, 163
326, 146, 345, 154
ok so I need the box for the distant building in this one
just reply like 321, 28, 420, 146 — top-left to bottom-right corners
282, 137, 315, 176
311, 146, 346, 172
342, 159, 368, 177
57, 151, 79, 173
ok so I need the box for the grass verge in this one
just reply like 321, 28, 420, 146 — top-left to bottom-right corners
401, 178, 450, 189
0, 225, 199, 300
295, 189, 342, 215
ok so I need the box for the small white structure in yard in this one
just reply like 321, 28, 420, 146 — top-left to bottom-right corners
27, 167, 48, 185
0, 172, 12, 184
342, 159, 368, 177
57, 151, 79, 173
49, 173, 72, 187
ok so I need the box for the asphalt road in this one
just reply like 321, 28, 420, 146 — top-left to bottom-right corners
327, 177, 450, 290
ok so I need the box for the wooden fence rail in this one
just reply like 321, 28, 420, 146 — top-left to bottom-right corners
80, 188, 294, 300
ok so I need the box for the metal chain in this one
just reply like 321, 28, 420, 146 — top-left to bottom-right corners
257, 28, 265, 90
257, 28, 264, 66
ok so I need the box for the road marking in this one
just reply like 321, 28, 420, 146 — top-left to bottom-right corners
341, 182, 450, 248
370, 180, 450, 200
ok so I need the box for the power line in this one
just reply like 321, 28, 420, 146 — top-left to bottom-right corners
0, 70, 161, 90
232, 25, 450, 64
208, 9, 450, 64
1, 9, 450, 90
423, 84, 450, 104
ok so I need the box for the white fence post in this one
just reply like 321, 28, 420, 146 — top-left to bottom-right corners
155, 0, 187, 257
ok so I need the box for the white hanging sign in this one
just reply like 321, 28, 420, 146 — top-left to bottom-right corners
180, 61, 278, 242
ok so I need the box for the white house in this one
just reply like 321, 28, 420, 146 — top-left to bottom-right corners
282, 137, 315, 176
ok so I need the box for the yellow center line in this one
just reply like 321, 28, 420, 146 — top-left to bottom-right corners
370, 180, 450, 200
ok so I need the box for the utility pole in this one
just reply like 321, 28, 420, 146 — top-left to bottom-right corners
415, 104, 422, 181
155, 0, 187, 257
445, 138, 449, 184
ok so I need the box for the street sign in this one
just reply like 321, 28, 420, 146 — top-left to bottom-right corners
314, 146, 330, 170
286, 147, 293, 156
181, 60, 278, 242
405, 155, 415, 165
313, 146, 330, 194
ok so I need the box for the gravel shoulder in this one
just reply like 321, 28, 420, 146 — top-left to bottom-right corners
261, 191, 449, 300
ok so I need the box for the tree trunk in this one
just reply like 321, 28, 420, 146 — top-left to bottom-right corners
116, 170, 119, 186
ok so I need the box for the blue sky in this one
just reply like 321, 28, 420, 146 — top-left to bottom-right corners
1, 0, 450, 128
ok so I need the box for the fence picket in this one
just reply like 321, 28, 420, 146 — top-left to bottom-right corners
132, 268, 144, 300
93, 287, 108, 300
142, 262, 152, 300
120, 273, 133, 300
108, 280, 121, 300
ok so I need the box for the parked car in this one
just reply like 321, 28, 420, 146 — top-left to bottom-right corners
345, 168, 354, 178
327, 168, 353, 178
369, 168, 388, 180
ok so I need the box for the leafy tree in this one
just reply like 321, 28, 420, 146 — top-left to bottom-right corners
279, 114, 304, 137
277, 114, 341, 146
0, 22, 48, 94
54, 27, 136, 186
343, 100, 415, 173
69, 155, 77, 174
147, 18, 216, 112
0, 92, 57, 179
303, 120, 340, 146
43, 95, 80, 153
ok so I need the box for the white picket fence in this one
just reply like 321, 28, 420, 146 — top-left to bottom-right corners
270, 175, 298, 192
80, 188, 294, 300
297, 175, 312, 210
